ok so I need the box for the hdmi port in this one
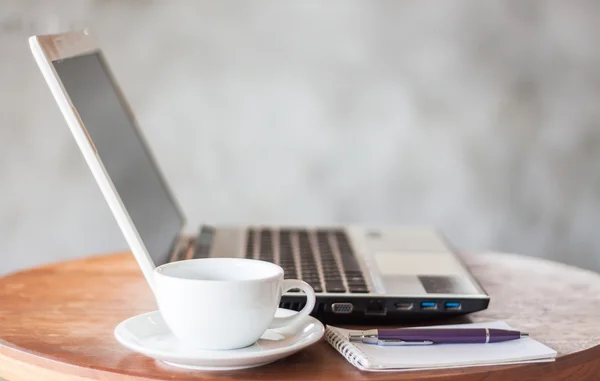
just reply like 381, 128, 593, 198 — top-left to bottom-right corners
394, 302, 414, 311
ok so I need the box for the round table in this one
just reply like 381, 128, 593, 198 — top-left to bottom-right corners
1, 252, 600, 381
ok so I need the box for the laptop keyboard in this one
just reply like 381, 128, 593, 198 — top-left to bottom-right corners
246, 228, 370, 294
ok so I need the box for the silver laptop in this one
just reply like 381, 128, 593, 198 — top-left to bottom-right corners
29, 31, 489, 324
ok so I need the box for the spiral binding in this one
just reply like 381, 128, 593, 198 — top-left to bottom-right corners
325, 327, 370, 369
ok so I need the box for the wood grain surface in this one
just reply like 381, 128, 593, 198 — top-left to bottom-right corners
1, 252, 600, 380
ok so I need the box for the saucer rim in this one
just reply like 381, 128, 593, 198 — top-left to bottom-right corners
114, 308, 324, 361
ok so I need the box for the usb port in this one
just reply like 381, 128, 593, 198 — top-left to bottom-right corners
444, 302, 461, 310
420, 301, 437, 310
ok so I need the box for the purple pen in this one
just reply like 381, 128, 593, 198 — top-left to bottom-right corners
348, 328, 529, 346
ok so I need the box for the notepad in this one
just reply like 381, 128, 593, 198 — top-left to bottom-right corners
325, 321, 557, 372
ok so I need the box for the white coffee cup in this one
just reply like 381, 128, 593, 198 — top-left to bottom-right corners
153, 258, 316, 350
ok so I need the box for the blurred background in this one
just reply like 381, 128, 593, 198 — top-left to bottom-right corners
2, 0, 600, 275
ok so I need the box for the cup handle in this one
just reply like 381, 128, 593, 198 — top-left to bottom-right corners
268, 279, 316, 329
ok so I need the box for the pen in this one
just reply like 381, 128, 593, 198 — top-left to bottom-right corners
348, 328, 529, 346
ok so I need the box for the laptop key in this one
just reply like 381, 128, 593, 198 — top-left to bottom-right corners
345, 270, 363, 276
326, 285, 346, 293
343, 263, 360, 272
349, 286, 369, 293
346, 275, 365, 283
325, 279, 346, 290
345, 271, 360, 277
348, 278, 366, 284
348, 281, 366, 287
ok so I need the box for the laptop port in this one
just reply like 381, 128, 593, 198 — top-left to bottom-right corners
444, 302, 461, 310
331, 303, 354, 314
420, 301, 438, 310
365, 300, 387, 316
394, 302, 414, 311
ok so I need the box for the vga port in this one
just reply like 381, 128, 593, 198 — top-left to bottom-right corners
331, 302, 354, 314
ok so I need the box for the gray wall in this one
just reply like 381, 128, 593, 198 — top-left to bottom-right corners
2, 0, 600, 275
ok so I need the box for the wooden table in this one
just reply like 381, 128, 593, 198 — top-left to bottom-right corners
1, 252, 600, 380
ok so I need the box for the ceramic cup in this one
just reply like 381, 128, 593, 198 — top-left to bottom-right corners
153, 258, 316, 350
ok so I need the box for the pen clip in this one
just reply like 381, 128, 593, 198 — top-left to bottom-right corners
377, 339, 434, 346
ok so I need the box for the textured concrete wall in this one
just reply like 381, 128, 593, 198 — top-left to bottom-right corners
2, 0, 600, 275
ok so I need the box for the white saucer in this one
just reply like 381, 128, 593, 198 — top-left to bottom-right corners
114, 308, 324, 371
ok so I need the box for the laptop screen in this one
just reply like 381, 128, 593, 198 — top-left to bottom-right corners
52, 52, 183, 266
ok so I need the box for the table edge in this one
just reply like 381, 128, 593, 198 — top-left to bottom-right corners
3, 336, 600, 381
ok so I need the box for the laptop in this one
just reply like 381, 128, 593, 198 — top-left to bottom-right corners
29, 31, 489, 324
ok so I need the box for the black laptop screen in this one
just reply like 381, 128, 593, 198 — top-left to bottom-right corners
53, 52, 183, 266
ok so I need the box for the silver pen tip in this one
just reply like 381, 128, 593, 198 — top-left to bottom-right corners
520, 333, 529, 338
349, 329, 378, 343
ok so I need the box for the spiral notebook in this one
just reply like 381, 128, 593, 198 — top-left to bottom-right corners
325, 321, 557, 372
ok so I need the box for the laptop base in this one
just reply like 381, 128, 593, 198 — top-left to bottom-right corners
281, 295, 490, 324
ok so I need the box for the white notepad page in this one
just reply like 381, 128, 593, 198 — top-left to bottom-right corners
326, 321, 557, 372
